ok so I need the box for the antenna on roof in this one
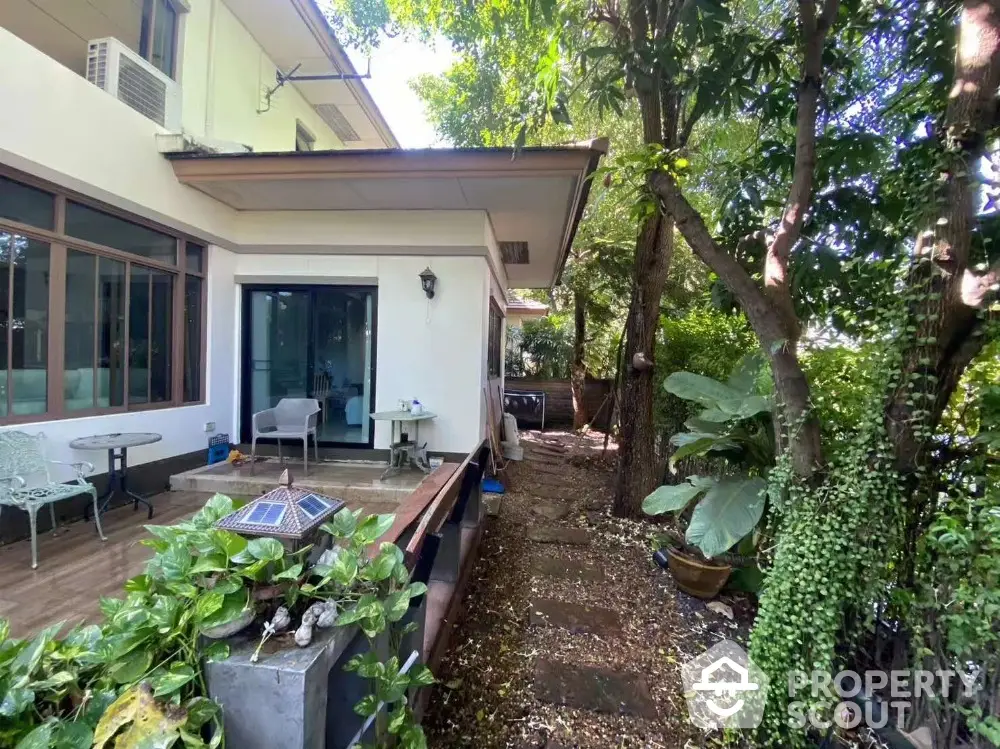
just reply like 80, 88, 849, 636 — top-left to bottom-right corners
258, 59, 372, 114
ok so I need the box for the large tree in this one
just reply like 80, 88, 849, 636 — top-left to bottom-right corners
333, 0, 1000, 741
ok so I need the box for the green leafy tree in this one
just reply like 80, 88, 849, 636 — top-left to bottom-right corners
328, 0, 1000, 743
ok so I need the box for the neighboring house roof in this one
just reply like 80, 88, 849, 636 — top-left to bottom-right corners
166, 141, 607, 289
507, 296, 550, 316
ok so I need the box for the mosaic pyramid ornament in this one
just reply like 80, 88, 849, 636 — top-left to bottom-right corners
214, 469, 345, 542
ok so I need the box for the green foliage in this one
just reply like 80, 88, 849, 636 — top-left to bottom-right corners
799, 344, 878, 443
662, 359, 775, 472
654, 310, 758, 438
644, 359, 774, 559
906, 474, 1000, 745
0, 496, 432, 749
644, 476, 766, 558
505, 315, 574, 378
322, 511, 431, 749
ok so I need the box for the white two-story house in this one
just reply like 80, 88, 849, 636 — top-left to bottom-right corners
0, 0, 604, 491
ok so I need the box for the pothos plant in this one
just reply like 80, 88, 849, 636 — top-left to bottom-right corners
313, 508, 433, 749
0, 494, 433, 749
0, 494, 257, 749
642, 358, 774, 561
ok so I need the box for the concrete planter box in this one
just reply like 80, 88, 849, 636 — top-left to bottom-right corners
205, 622, 401, 749
204, 452, 485, 748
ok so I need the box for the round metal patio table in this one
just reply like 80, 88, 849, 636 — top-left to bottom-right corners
70, 432, 162, 519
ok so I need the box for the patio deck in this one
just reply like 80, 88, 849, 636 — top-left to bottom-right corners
1, 462, 433, 637
0, 491, 210, 637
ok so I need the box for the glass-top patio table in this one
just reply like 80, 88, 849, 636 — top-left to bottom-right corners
70, 432, 162, 519
370, 410, 437, 479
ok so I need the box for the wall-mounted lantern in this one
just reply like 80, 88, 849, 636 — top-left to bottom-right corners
419, 267, 437, 299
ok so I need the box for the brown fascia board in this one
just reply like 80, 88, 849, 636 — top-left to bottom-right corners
294, 0, 400, 149
552, 138, 607, 288
166, 143, 607, 183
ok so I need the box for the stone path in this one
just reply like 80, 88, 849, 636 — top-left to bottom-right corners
528, 598, 621, 636
530, 502, 572, 521
528, 555, 605, 582
533, 660, 657, 719
422, 428, 696, 748
525, 526, 591, 545
517, 433, 659, 726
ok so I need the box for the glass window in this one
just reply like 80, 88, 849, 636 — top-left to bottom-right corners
150, 270, 173, 402
129, 266, 150, 404
183, 276, 202, 402
66, 201, 176, 265
0, 177, 54, 229
185, 242, 204, 273
488, 303, 503, 378
5, 236, 50, 416
98, 257, 126, 408
140, 0, 178, 77
295, 123, 316, 152
65, 251, 98, 411
0, 234, 8, 417
0, 174, 208, 422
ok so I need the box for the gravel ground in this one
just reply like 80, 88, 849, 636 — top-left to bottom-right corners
422, 430, 756, 749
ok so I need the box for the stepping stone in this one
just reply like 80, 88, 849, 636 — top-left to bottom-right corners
527, 464, 573, 477
527, 488, 578, 503
533, 659, 657, 719
527, 454, 568, 465
530, 443, 568, 456
531, 502, 572, 521
529, 556, 605, 582
525, 526, 591, 545
529, 598, 621, 636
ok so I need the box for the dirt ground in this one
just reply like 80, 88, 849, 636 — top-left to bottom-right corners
422, 430, 755, 749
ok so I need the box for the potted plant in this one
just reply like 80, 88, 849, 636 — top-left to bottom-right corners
644, 359, 773, 599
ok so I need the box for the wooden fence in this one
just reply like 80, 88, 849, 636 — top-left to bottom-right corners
504, 377, 613, 431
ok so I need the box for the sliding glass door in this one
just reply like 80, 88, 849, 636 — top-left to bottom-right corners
242, 286, 375, 446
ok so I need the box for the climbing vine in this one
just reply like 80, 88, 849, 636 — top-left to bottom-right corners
749, 249, 946, 744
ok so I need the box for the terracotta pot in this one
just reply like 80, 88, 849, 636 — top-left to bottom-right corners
666, 548, 732, 599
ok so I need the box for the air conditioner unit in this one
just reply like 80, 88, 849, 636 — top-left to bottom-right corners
86, 37, 181, 131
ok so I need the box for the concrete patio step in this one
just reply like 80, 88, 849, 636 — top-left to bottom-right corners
169, 458, 422, 511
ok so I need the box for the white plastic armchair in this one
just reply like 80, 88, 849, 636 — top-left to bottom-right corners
0, 430, 106, 569
251, 398, 321, 474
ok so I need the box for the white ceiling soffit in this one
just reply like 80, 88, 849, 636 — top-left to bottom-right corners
221, 0, 397, 149
167, 144, 607, 288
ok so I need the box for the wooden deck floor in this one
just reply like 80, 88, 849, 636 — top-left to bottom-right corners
0, 491, 211, 637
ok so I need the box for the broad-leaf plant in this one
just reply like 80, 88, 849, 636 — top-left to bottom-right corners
642, 358, 773, 560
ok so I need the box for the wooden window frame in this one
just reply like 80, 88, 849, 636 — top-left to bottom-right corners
0, 167, 208, 426
140, 0, 184, 79
487, 299, 504, 379
295, 121, 316, 153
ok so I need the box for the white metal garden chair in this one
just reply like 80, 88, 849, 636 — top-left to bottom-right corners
0, 430, 106, 569
251, 398, 321, 475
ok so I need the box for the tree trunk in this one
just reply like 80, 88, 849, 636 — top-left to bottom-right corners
614, 215, 674, 517
612, 0, 678, 516
571, 289, 588, 430
887, 0, 1000, 472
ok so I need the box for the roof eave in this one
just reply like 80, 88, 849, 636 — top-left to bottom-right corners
552, 138, 607, 289
294, 0, 400, 149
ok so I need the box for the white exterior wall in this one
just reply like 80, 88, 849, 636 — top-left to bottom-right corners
0, 28, 496, 468
232, 254, 489, 454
